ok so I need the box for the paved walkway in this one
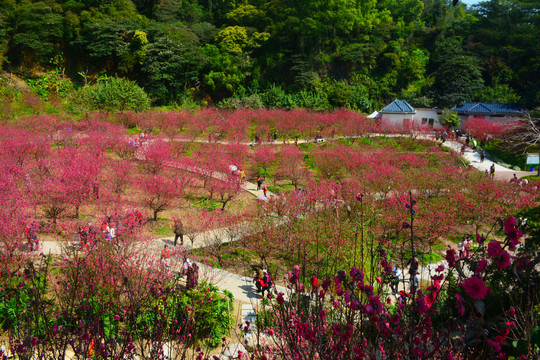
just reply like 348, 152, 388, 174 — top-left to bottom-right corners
443, 139, 532, 181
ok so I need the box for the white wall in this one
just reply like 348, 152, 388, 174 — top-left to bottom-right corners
465, 115, 516, 123
380, 113, 415, 129
414, 109, 442, 128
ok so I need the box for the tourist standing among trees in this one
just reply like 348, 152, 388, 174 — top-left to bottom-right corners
253, 266, 264, 293
261, 270, 272, 298
186, 262, 199, 290
239, 169, 246, 184
173, 218, 184, 246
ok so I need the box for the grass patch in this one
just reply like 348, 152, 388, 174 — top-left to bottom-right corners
360, 137, 373, 146
398, 138, 429, 152
447, 235, 463, 244
267, 183, 295, 194
375, 136, 398, 147
298, 142, 314, 152
402, 248, 444, 265
126, 127, 141, 135
431, 241, 446, 252
303, 154, 315, 169
419, 251, 443, 265
221, 248, 252, 263
184, 194, 222, 211
147, 219, 173, 236
522, 175, 540, 182
439, 144, 452, 152
337, 138, 356, 146
484, 141, 526, 170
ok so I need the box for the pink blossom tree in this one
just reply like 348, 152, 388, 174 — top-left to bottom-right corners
251, 145, 277, 180
275, 145, 311, 189
139, 138, 172, 175
138, 174, 184, 220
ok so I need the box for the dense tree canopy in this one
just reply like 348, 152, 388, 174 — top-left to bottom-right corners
0, 0, 539, 110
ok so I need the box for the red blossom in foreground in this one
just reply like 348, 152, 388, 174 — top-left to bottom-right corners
497, 250, 512, 269
487, 240, 502, 257
488, 339, 502, 353
463, 276, 490, 299
476, 233, 486, 244
475, 259, 488, 273
445, 248, 458, 267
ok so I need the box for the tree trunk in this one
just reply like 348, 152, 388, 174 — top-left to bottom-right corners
221, 199, 229, 211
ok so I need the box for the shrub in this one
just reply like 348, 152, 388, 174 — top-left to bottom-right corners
70, 77, 150, 113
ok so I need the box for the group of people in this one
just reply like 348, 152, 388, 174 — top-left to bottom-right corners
510, 173, 529, 186
160, 246, 199, 290
252, 132, 279, 145
232, 168, 270, 197
253, 267, 272, 297
100, 221, 118, 241
458, 237, 473, 258
74, 210, 145, 250
388, 267, 419, 293
256, 176, 268, 196
128, 130, 152, 149
24, 222, 39, 251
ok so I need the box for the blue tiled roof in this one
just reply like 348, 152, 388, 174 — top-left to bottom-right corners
380, 99, 415, 114
452, 102, 526, 115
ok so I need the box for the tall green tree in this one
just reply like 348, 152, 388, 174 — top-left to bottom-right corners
431, 53, 484, 107
472, 0, 540, 106
9, 2, 64, 66
140, 38, 207, 104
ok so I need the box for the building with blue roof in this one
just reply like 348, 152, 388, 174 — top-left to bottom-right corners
452, 102, 527, 122
379, 99, 442, 129
378, 100, 528, 130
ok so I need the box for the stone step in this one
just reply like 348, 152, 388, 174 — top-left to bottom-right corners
241, 309, 256, 316
222, 342, 247, 359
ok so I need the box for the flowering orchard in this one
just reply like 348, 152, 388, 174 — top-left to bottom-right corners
0, 109, 538, 359
249, 208, 538, 359
216, 136, 536, 283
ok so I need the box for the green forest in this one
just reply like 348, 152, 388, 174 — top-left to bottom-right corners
0, 0, 539, 111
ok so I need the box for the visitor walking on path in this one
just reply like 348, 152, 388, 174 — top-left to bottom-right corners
263, 184, 268, 197
311, 274, 319, 293
160, 245, 171, 269
390, 267, 402, 293
260, 270, 272, 298
240, 170, 246, 184
173, 219, 184, 246
480, 150, 485, 163
253, 266, 264, 293
490, 164, 495, 179
186, 262, 199, 290
256, 176, 262, 191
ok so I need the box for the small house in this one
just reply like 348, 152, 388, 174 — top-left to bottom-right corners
379, 100, 416, 128
379, 100, 442, 129
452, 102, 526, 123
